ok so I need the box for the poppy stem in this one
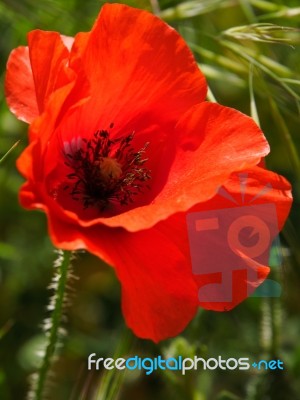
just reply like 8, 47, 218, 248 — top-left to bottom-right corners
29, 250, 73, 400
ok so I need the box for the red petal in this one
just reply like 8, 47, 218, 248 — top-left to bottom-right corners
68, 32, 89, 70
99, 226, 198, 342
27, 30, 73, 114
5, 32, 76, 123
71, 102, 269, 232
188, 166, 292, 311
17, 164, 291, 338
76, 3, 206, 131
25, 194, 198, 342
157, 103, 270, 213
5, 46, 39, 123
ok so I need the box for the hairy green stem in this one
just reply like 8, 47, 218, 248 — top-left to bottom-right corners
32, 250, 72, 400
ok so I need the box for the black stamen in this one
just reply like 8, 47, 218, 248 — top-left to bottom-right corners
61, 127, 151, 211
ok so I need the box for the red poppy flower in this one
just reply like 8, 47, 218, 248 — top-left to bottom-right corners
5, 4, 292, 342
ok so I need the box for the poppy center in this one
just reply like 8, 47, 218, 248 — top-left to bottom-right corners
62, 127, 151, 211
100, 157, 123, 181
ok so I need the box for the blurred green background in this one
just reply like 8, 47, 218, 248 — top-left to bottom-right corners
1, 0, 300, 399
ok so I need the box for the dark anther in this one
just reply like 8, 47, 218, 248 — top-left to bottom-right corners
62, 127, 151, 211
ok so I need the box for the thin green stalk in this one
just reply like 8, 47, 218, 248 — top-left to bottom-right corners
0, 140, 20, 164
260, 296, 281, 357
30, 250, 72, 400
220, 40, 299, 101
249, 0, 280, 12
260, 298, 272, 357
249, 64, 260, 126
258, 7, 300, 21
238, 0, 256, 23
207, 85, 217, 102
248, 69, 300, 181
94, 329, 134, 400
191, 44, 248, 75
159, 0, 235, 22
270, 296, 281, 356
268, 96, 300, 181
149, 0, 160, 15
0, 319, 14, 340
